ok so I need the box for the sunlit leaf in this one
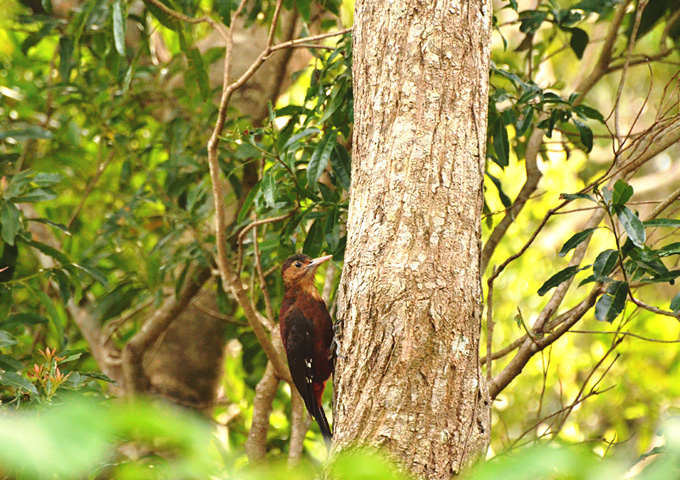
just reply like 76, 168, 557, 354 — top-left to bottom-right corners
593, 249, 618, 280
112, 0, 127, 57
595, 281, 628, 322
558, 227, 597, 257
614, 205, 646, 247
538, 265, 589, 296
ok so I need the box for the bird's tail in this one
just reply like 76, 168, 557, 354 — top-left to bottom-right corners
311, 384, 333, 449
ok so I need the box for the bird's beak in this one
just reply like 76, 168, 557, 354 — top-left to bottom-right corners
307, 254, 333, 272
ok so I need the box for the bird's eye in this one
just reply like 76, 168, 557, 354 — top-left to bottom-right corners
295, 261, 302, 268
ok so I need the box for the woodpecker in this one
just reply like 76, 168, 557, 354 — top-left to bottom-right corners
279, 253, 334, 444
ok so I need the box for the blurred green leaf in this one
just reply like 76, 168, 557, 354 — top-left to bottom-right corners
0, 371, 38, 395
1, 203, 21, 246
112, 0, 127, 57
4, 313, 49, 327
0, 330, 17, 348
308, 132, 336, 188
612, 180, 634, 205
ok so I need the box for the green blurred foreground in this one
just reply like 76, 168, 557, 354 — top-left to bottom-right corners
0, 397, 678, 479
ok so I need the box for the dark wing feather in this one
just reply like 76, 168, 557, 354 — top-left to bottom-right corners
283, 308, 333, 443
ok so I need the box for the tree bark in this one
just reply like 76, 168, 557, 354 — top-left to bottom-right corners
333, 0, 492, 477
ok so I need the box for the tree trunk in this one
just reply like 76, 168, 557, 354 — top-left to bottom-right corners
333, 0, 493, 477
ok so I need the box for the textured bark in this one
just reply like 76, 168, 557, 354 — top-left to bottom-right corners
333, 0, 492, 477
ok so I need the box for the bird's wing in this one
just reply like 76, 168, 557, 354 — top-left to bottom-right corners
283, 308, 333, 442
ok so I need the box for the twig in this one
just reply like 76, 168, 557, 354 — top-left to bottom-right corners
485, 268, 495, 380
252, 224, 275, 330
481, 126, 544, 272
629, 296, 680, 319
62, 149, 115, 246
569, 330, 680, 343
236, 209, 297, 273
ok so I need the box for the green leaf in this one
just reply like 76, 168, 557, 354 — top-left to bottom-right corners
615, 205, 646, 247
23, 239, 70, 265
573, 104, 605, 123
671, 292, 680, 313
658, 242, 680, 258
331, 144, 352, 191
492, 118, 510, 168
297, 0, 312, 22
262, 169, 276, 208
0, 330, 17, 348
538, 265, 588, 296
519, 10, 548, 34
4, 313, 49, 327
91, 284, 141, 323
13, 188, 58, 203
72, 263, 109, 288
0, 126, 53, 141
80, 372, 117, 383
486, 171, 512, 209
516, 107, 534, 137
145, 0, 182, 31
593, 249, 618, 280
568, 27, 588, 59
1, 203, 21, 246
643, 218, 680, 228
573, 119, 593, 152
32, 173, 63, 187
611, 180, 633, 205
307, 133, 335, 188
0, 371, 38, 395
30, 287, 64, 348
558, 227, 597, 257
237, 181, 261, 223
282, 127, 320, 151
560, 192, 596, 202
58, 36, 74, 82
215, 0, 232, 26
112, 0, 127, 57
303, 219, 325, 258
595, 281, 628, 322
0, 354, 24, 372
186, 48, 210, 100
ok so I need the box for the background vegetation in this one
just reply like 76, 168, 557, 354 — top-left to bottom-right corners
0, 0, 679, 478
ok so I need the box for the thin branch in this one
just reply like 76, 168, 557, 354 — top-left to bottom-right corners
569, 330, 680, 343
236, 209, 297, 273
488, 285, 603, 399
575, 1, 628, 101
481, 126, 544, 272
485, 268, 495, 381
252, 223, 275, 329
629, 296, 680, 319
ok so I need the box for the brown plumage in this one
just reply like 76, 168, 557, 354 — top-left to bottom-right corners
279, 253, 334, 443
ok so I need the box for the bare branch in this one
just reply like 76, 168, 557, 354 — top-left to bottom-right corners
121, 266, 211, 392
288, 390, 311, 465
575, 1, 628, 100
245, 362, 279, 462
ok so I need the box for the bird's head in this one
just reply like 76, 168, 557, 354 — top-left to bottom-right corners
282, 253, 333, 290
